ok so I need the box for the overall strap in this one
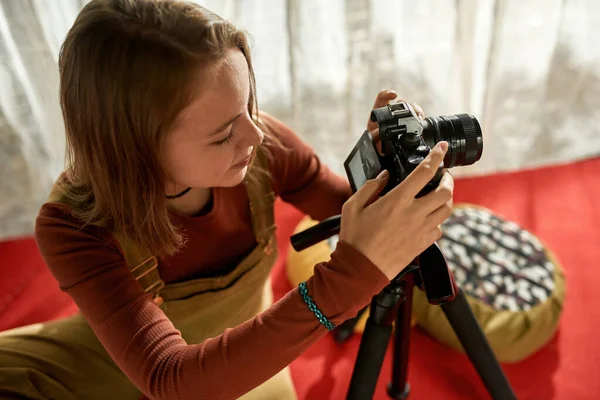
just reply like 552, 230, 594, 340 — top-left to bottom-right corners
245, 149, 277, 255
46, 179, 164, 302
113, 233, 164, 302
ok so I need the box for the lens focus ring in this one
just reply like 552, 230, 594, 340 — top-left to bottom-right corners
456, 114, 480, 164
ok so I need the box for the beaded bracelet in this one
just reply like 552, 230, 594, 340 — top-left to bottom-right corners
299, 281, 336, 331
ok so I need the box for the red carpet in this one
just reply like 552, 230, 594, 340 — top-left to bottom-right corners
1, 157, 599, 399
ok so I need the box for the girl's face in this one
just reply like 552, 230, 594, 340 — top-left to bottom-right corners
163, 49, 264, 191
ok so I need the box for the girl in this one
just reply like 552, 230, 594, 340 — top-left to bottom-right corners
0, 0, 453, 399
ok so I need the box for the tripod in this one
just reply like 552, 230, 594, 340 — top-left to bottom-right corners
291, 217, 517, 400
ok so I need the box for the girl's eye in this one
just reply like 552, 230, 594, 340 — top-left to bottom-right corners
214, 130, 234, 146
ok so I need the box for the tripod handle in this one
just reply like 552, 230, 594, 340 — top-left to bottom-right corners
290, 215, 341, 251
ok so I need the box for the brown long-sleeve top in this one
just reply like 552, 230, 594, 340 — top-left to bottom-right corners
34, 114, 390, 399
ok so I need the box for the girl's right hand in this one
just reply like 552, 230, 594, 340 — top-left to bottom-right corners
339, 142, 453, 280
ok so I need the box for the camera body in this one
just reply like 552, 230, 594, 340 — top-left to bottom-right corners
344, 102, 443, 198
344, 101, 482, 197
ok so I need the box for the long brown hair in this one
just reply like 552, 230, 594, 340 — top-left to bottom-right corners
57, 0, 275, 256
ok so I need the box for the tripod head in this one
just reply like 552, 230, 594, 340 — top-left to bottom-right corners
415, 242, 456, 305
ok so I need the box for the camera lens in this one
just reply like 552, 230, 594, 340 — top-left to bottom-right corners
421, 114, 483, 167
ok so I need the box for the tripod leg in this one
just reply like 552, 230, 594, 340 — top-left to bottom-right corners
441, 289, 517, 400
347, 282, 405, 400
347, 319, 393, 400
388, 281, 413, 399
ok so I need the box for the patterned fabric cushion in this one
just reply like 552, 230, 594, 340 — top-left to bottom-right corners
412, 204, 565, 362
440, 206, 555, 311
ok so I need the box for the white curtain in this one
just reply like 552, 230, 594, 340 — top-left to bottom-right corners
1, 0, 599, 239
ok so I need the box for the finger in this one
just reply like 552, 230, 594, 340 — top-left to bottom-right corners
413, 171, 454, 215
392, 141, 448, 199
428, 225, 444, 243
369, 128, 383, 153
417, 226, 445, 253
373, 89, 398, 109
425, 199, 453, 229
409, 102, 425, 120
348, 169, 390, 210
370, 128, 380, 143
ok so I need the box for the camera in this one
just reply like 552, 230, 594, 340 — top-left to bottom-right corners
344, 101, 483, 198
342, 101, 483, 303
290, 101, 484, 255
